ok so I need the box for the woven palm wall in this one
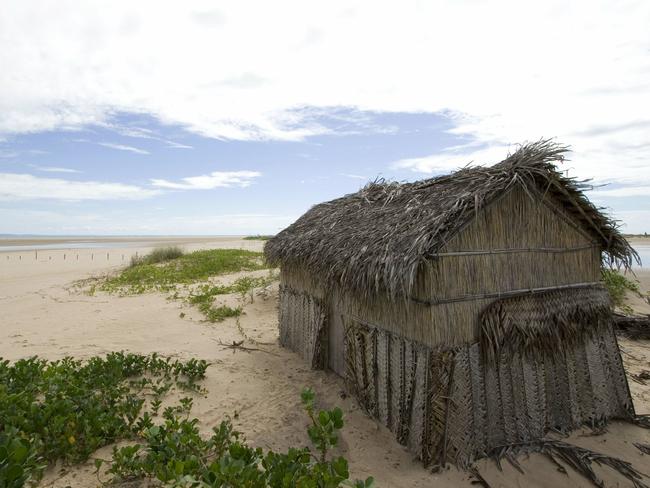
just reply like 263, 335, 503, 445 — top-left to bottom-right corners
345, 290, 633, 467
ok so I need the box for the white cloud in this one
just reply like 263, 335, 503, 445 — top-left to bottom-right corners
0, 173, 159, 200
0, 208, 295, 235
110, 126, 157, 139
151, 170, 261, 190
609, 210, 650, 234
105, 124, 193, 148
589, 186, 650, 198
393, 144, 512, 173
29, 165, 81, 174
340, 173, 367, 180
98, 142, 150, 155
165, 140, 193, 149
0, 1, 648, 186
0, 2, 644, 137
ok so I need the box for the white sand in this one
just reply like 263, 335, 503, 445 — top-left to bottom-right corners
1, 237, 649, 487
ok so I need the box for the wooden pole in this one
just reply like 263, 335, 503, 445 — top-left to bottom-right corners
411, 281, 603, 306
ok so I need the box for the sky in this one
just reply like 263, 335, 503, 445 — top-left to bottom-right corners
0, 0, 649, 235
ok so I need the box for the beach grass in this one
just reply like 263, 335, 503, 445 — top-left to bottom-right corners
243, 234, 274, 241
602, 268, 640, 310
129, 246, 184, 267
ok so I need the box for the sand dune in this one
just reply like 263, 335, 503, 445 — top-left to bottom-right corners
1, 237, 649, 487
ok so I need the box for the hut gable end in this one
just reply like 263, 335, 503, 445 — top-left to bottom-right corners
441, 185, 594, 253
420, 186, 602, 303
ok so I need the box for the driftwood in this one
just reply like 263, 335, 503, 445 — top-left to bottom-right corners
614, 312, 650, 340
214, 339, 279, 356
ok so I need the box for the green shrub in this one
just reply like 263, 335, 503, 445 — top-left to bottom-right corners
601, 268, 640, 310
0, 353, 208, 484
1, 354, 374, 487
0, 427, 44, 488
130, 246, 184, 267
200, 304, 243, 323
105, 387, 375, 488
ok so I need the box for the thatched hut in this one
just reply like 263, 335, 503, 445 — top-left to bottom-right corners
264, 140, 638, 467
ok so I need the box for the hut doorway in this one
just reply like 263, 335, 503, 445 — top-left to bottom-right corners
328, 313, 346, 376
328, 292, 346, 376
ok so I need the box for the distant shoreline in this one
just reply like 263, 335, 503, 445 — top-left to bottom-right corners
2, 234, 648, 251
0, 236, 248, 252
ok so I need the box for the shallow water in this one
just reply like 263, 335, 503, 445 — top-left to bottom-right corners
632, 244, 649, 269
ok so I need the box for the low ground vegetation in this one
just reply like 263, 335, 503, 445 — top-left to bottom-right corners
87, 248, 275, 323
101, 249, 267, 295
0, 353, 373, 487
243, 235, 274, 241
187, 273, 277, 323
602, 268, 642, 312
0, 352, 207, 487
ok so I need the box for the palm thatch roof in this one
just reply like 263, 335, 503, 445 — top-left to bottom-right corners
265, 140, 637, 300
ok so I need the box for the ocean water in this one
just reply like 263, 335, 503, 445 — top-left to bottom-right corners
633, 243, 650, 269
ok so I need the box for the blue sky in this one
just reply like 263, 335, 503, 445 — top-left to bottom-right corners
0, 111, 469, 234
1, 1, 649, 235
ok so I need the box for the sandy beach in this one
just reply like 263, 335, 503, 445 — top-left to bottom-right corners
1, 236, 649, 487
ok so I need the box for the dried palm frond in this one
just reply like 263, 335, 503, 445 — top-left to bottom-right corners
635, 443, 650, 455
468, 466, 491, 487
614, 313, 650, 340
488, 439, 648, 488
631, 370, 650, 385
633, 414, 650, 429
479, 287, 611, 363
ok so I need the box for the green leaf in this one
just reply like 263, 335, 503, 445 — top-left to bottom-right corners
318, 411, 330, 426
331, 407, 344, 428
10, 442, 28, 463
6, 463, 24, 482
331, 456, 349, 477
301, 387, 315, 406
